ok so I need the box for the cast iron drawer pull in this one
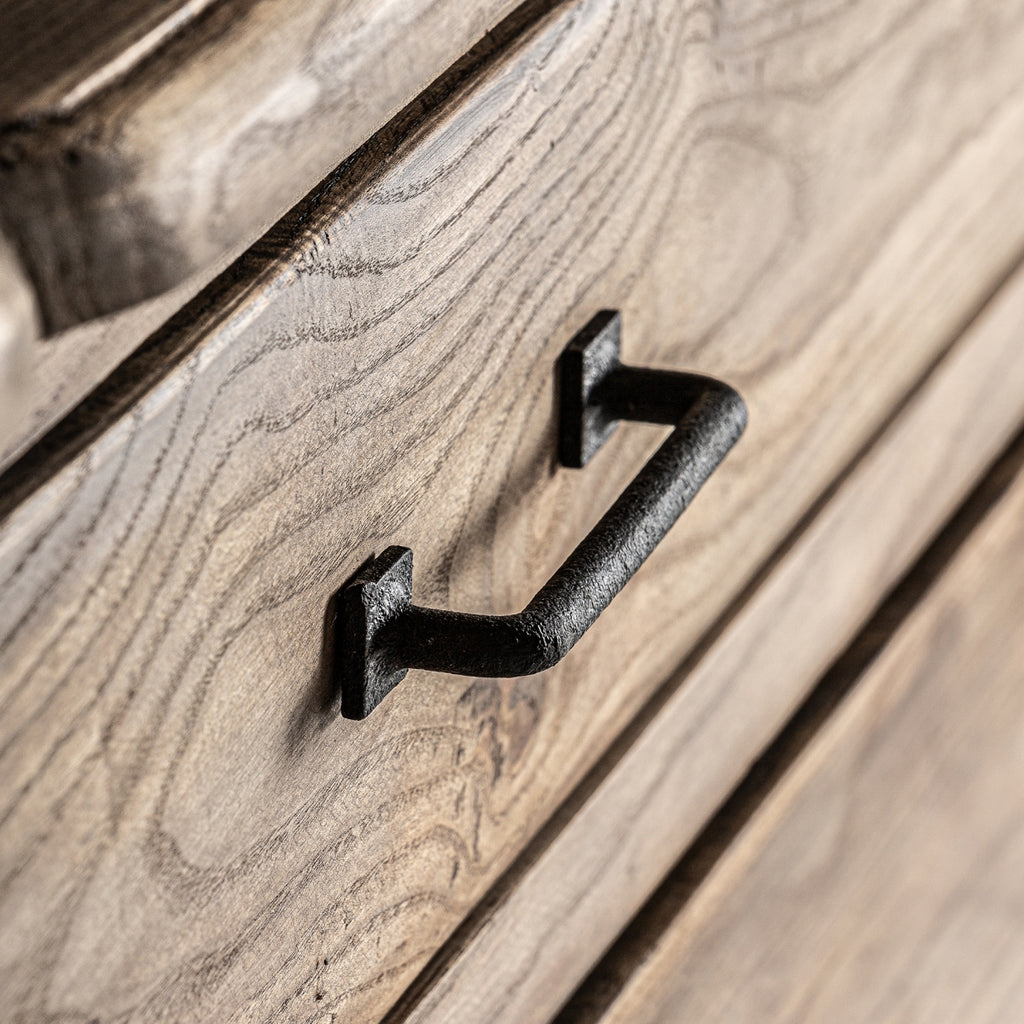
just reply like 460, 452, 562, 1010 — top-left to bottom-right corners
337, 310, 747, 718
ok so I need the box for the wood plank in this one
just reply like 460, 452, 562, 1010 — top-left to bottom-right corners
4, 1, 1024, 1021
569, 422, 1024, 1024
386, 256, 1024, 1024
0, 0, 520, 333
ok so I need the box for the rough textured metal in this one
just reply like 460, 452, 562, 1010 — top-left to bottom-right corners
337, 310, 748, 719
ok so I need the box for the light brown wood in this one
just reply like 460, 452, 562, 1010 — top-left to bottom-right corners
0, 249, 237, 472
0, 0, 519, 332
0, 233, 38, 452
573, 442, 1024, 1024
0, 0, 529, 467
388, 258, 1024, 1024
3, 0, 1024, 1021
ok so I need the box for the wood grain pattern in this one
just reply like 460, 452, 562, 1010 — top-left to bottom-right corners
0, 243, 241, 472
572, 437, 1024, 1024
387, 258, 1024, 1024
4, 0, 1024, 1021
0, 0, 527, 469
0, 0, 519, 332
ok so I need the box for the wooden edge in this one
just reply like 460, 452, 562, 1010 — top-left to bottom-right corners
0, 0, 527, 333
0, 0, 570, 520
0, 258, 219, 474
382, 255, 1024, 1024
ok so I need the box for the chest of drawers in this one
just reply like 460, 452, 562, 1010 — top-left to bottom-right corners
2, 2, 1024, 1022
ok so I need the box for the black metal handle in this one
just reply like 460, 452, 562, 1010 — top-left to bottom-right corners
337, 310, 747, 718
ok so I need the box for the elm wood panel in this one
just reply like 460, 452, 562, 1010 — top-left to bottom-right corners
572, 434, 1024, 1024
387, 257, 1024, 1024
0, 0, 520, 333
4, 0, 1024, 1021
0, 233, 37, 452
0, 0, 526, 466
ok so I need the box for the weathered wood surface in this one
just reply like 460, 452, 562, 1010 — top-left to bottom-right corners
4, 0, 1024, 1021
571, 435, 1024, 1024
387, 260, 1024, 1024
0, 0, 528, 465
0, 0, 518, 333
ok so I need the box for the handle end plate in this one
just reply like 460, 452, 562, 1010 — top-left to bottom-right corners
338, 546, 413, 719
558, 309, 622, 468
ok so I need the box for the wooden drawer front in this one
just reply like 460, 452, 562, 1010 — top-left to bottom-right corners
568, 443, 1024, 1024
394, 263, 1024, 1024
3, 1, 1024, 1021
